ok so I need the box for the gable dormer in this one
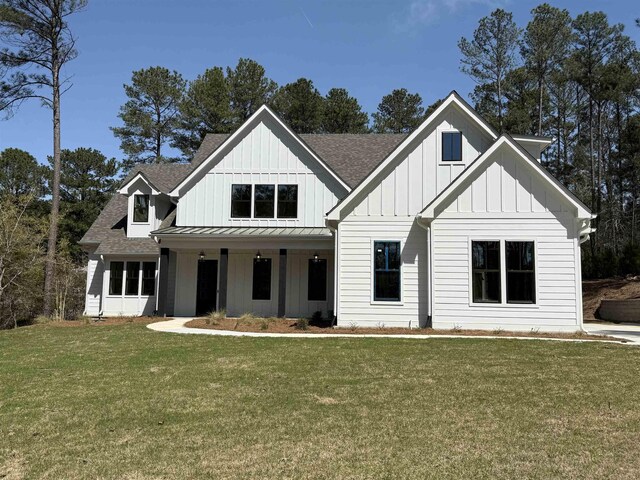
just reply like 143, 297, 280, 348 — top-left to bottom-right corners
118, 172, 171, 238
170, 105, 350, 228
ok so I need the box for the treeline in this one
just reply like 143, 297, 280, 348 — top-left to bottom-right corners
110, 58, 440, 169
457, 5, 640, 278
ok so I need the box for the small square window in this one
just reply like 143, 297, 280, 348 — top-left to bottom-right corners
442, 132, 462, 161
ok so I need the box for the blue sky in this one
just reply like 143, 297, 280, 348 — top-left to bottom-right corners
0, 0, 638, 166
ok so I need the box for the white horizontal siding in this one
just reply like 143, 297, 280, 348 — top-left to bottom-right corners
336, 217, 428, 328
431, 213, 580, 332
178, 117, 346, 227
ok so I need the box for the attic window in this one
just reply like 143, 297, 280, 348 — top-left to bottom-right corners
442, 132, 462, 162
133, 194, 149, 223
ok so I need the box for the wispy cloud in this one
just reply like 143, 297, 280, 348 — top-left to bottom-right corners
394, 0, 510, 31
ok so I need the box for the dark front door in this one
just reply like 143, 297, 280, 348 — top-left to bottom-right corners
196, 260, 218, 316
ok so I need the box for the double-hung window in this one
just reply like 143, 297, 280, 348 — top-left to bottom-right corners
373, 241, 401, 302
506, 241, 535, 304
254, 184, 275, 218
471, 240, 536, 305
133, 194, 149, 222
278, 185, 298, 218
231, 184, 252, 218
472, 241, 501, 303
109, 261, 124, 295
442, 132, 462, 162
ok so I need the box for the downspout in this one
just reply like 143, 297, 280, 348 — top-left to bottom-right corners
98, 254, 105, 318
416, 216, 433, 328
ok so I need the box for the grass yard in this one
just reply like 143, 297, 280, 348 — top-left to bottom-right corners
1, 323, 640, 479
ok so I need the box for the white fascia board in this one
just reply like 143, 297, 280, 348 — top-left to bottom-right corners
169, 105, 350, 198
511, 135, 554, 152
326, 92, 498, 221
418, 135, 591, 221
118, 172, 160, 195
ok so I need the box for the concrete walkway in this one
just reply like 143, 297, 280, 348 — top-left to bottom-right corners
148, 318, 635, 344
583, 322, 640, 345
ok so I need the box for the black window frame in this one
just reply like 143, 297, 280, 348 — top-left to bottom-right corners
231, 184, 252, 218
109, 261, 124, 296
277, 185, 298, 219
133, 194, 150, 223
373, 241, 401, 302
308, 259, 327, 301
506, 241, 536, 304
471, 241, 501, 304
254, 184, 275, 219
141, 261, 156, 296
125, 261, 140, 296
442, 131, 462, 162
252, 258, 272, 300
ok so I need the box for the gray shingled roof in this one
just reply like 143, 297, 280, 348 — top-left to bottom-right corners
81, 132, 405, 250
191, 133, 406, 188
94, 231, 159, 256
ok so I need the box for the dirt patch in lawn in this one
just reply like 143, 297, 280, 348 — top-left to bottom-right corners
184, 317, 612, 340
583, 278, 640, 321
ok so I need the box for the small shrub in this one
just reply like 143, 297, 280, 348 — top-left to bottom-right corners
376, 322, 386, 330
296, 318, 309, 330
311, 311, 323, 323
260, 319, 269, 330
76, 315, 91, 325
492, 327, 504, 335
452, 324, 462, 332
206, 309, 226, 326
239, 312, 255, 323
348, 322, 358, 330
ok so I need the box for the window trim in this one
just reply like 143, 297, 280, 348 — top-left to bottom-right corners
470, 240, 502, 304
229, 183, 299, 221
467, 238, 539, 309
370, 239, 403, 305
230, 184, 253, 219
132, 194, 150, 224
506, 240, 537, 305
438, 128, 463, 164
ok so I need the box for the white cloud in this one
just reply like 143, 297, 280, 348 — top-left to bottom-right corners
394, 0, 510, 31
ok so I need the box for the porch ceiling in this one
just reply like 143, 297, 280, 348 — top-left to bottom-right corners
151, 226, 333, 238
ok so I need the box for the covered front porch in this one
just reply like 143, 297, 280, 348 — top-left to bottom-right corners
154, 226, 335, 319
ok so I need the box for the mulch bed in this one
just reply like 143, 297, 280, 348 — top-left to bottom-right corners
184, 317, 611, 341
36, 316, 160, 328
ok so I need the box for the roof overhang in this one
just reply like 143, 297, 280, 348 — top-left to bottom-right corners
417, 134, 591, 222
151, 226, 333, 239
511, 134, 554, 152
118, 171, 161, 196
169, 105, 350, 198
326, 91, 498, 221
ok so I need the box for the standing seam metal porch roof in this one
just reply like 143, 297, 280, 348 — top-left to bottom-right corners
152, 226, 333, 237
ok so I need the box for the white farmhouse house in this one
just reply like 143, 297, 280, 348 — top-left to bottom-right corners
80, 91, 594, 332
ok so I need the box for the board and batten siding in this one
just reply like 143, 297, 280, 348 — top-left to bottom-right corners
84, 253, 103, 316
431, 148, 582, 332
350, 105, 493, 217
178, 118, 347, 228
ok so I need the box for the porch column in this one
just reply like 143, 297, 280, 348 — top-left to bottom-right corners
218, 248, 228, 311
157, 247, 170, 316
278, 249, 287, 317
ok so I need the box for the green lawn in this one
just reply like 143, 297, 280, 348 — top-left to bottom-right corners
1, 323, 640, 479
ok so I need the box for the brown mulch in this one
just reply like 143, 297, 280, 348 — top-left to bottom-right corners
582, 277, 640, 321
38, 316, 160, 328
184, 317, 611, 341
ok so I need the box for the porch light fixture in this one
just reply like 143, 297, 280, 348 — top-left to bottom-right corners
255, 251, 262, 261
198, 251, 206, 262
312, 252, 319, 262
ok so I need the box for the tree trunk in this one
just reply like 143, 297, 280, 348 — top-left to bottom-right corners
538, 78, 543, 136
43, 59, 61, 316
